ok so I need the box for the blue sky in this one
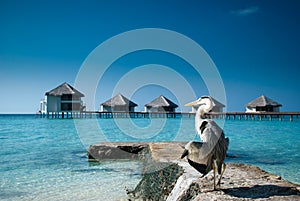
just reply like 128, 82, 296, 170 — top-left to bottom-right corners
0, 0, 300, 113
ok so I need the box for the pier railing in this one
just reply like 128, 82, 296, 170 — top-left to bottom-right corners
208, 112, 300, 122
37, 111, 300, 121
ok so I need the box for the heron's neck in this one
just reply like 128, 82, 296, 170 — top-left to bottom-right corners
195, 106, 206, 134
196, 106, 205, 119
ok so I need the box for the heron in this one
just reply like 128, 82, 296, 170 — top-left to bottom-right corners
181, 96, 229, 190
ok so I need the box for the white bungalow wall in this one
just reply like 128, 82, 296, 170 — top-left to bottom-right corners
246, 107, 256, 113
100, 105, 104, 112
39, 96, 47, 114
46, 95, 61, 112
145, 107, 158, 113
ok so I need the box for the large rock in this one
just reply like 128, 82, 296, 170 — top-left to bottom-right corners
88, 142, 148, 161
88, 142, 300, 200
126, 162, 183, 201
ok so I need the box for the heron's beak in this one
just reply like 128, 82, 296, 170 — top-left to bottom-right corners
185, 100, 203, 106
181, 149, 189, 159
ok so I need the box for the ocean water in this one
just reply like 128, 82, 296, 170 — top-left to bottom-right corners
0, 115, 299, 200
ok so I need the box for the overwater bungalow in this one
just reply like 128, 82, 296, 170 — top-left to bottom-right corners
246, 95, 282, 113
144, 95, 178, 113
39, 82, 85, 114
100, 93, 138, 112
187, 96, 225, 113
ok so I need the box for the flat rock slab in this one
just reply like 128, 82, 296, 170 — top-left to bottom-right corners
177, 163, 300, 200
147, 142, 187, 162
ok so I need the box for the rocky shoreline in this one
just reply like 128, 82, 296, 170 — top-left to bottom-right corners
88, 142, 300, 200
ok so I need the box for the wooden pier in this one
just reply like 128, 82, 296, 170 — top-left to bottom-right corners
38, 111, 184, 119
208, 112, 300, 122
37, 111, 300, 121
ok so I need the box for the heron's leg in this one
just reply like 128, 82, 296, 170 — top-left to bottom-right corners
213, 160, 217, 190
217, 163, 226, 187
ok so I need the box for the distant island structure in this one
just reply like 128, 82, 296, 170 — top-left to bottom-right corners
144, 95, 178, 113
186, 96, 225, 113
100, 93, 138, 112
246, 95, 282, 113
39, 82, 85, 116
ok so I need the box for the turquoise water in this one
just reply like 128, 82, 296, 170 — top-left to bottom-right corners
224, 119, 300, 184
0, 115, 142, 201
0, 115, 299, 200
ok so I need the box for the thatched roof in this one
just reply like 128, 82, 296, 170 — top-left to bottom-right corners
145, 95, 178, 108
101, 93, 138, 107
246, 95, 282, 107
45, 82, 84, 97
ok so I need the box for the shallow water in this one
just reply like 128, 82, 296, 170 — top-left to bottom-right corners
0, 115, 299, 200
224, 119, 300, 184
0, 115, 142, 201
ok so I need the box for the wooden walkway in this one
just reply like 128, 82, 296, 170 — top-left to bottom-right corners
38, 111, 184, 119
208, 112, 300, 122
37, 111, 300, 121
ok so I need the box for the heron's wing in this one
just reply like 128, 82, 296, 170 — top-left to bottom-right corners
207, 120, 223, 138
201, 124, 229, 161
200, 127, 220, 145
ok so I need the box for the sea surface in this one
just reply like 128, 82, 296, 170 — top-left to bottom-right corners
0, 114, 299, 200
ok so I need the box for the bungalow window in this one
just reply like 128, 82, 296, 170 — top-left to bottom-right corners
61, 94, 72, 101
256, 106, 274, 112
61, 103, 72, 111
266, 106, 274, 112
61, 103, 81, 111
114, 106, 128, 112
162, 107, 175, 112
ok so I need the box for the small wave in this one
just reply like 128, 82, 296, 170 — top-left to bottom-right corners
72, 168, 119, 173
256, 159, 286, 165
